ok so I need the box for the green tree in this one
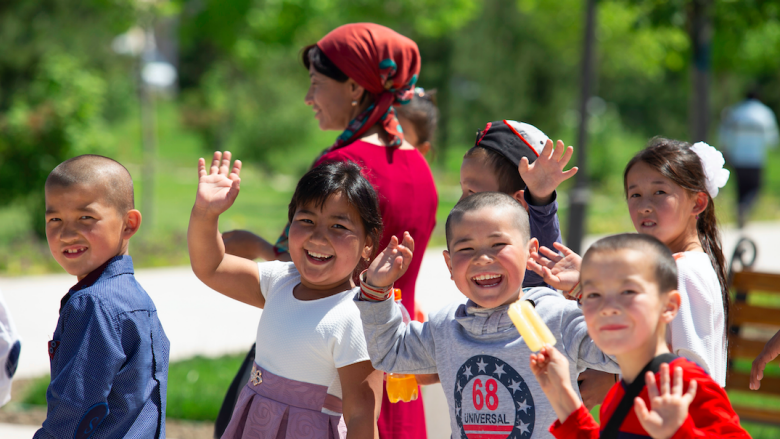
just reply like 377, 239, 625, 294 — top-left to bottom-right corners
0, 0, 138, 236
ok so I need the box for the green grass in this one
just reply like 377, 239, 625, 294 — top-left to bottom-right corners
22, 354, 246, 421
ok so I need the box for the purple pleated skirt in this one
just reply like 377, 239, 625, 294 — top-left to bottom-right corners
221, 363, 347, 439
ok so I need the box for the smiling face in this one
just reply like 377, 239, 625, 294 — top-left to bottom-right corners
288, 191, 372, 290
305, 64, 358, 131
45, 183, 139, 280
580, 248, 678, 359
444, 205, 537, 308
625, 161, 705, 251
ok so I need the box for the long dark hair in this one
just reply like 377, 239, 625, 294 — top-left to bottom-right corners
288, 160, 383, 275
623, 137, 729, 339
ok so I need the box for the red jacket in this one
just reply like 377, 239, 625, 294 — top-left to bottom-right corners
550, 357, 749, 438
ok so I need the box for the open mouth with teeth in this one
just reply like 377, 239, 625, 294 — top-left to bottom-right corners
63, 247, 88, 258
640, 220, 656, 227
471, 273, 503, 287
306, 250, 333, 263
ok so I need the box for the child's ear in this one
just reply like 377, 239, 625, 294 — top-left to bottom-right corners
512, 190, 529, 211
692, 191, 709, 216
443, 250, 454, 280
661, 290, 681, 323
527, 237, 539, 255
122, 209, 142, 239
418, 141, 431, 157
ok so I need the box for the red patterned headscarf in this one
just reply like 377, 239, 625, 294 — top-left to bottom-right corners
317, 23, 421, 151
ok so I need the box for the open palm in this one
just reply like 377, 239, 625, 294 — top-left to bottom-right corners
195, 151, 242, 216
519, 139, 578, 202
634, 364, 697, 439
367, 232, 415, 288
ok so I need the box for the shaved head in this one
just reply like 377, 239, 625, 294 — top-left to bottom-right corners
445, 192, 530, 249
46, 155, 134, 214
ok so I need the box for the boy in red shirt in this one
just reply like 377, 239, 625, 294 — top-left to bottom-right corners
529, 233, 749, 438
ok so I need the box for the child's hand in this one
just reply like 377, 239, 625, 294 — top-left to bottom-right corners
751, 329, 780, 390
527, 242, 582, 293
634, 364, 697, 439
530, 345, 582, 422
194, 151, 242, 217
366, 232, 414, 288
519, 139, 578, 205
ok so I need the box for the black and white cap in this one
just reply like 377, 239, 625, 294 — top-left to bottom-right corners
474, 120, 550, 166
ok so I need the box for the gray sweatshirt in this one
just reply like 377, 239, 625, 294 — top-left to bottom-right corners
355, 287, 619, 439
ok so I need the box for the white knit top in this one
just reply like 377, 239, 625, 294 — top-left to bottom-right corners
253, 261, 370, 410
668, 252, 726, 386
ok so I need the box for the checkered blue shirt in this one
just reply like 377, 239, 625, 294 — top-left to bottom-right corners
34, 255, 169, 439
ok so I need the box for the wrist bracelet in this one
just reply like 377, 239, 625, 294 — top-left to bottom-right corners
359, 270, 393, 302
567, 282, 582, 300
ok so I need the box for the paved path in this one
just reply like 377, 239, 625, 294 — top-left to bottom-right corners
2, 222, 779, 438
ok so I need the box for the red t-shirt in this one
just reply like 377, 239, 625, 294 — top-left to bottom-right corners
317, 141, 438, 439
550, 357, 749, 439
316, 140, 438, 315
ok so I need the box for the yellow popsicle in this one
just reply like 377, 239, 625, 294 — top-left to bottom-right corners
508, 300, 557, 351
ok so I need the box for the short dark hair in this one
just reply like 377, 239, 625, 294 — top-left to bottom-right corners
288, 161, 383, 271
445, 192, 529, 249
396, 88, 439, 145
302, 44, 348, 82
45, 154, 134, 214
464, 146, 525, 194
582, 233, 678, 294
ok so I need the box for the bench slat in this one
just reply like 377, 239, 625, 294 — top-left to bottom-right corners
730, 304, 780, 326
732, 272, 780, 294
727, 371, 780, 395
732, 405, 780, 424
728, 336, 770, 360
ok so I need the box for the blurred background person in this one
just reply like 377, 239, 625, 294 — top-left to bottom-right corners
719, 90, 779, 228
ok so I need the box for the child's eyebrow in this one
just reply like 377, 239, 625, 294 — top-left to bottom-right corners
627, 180, 668, 190
330, 214, 354, 222
451, 236, 473, 247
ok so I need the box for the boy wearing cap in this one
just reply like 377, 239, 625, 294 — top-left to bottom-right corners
460, 120, 575, 288
35, 155, 169, 439
459, 120, 615, 409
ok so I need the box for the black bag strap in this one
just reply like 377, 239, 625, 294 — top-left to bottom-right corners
600, 353, 678, 439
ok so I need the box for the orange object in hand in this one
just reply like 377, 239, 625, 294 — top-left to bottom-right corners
386, 289, 420, 403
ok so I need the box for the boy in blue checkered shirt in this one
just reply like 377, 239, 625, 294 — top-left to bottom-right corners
35, 155, 169, 439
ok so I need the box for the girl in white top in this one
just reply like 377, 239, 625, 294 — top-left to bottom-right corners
188, 152, 414, 438
528, 138, 730, 387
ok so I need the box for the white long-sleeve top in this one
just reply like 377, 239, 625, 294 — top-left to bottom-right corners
667, 252, 726, 386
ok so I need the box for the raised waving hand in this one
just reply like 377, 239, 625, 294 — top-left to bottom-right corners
366, 232, 415, 288
527, 242, 582, 293
519, 139, 578, 204
194, 151, 242, 216
634, 364, 697, 439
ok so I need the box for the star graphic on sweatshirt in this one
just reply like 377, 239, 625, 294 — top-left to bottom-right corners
508, 379, 522, 394
463, 365, 474, 380
516, 399, 530, 414
476, 358, 488, 373
517, 420, 530, 435
493, 363, 506, 379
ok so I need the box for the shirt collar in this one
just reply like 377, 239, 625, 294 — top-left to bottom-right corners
454, 299, 516, 336
59, 255, 135, 312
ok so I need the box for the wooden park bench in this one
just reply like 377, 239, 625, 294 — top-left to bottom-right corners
726, 237, 780, 424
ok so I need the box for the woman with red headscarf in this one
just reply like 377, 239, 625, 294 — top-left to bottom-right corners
221, 23, 436, 438
301, 24, 435, 439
